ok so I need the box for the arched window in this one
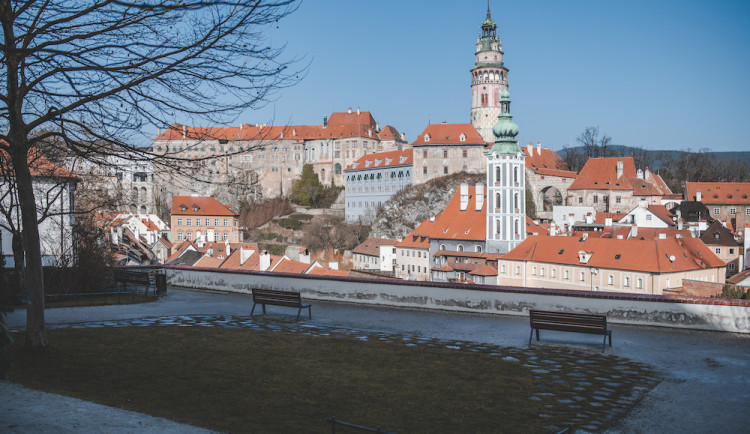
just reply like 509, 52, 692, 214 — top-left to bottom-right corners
140, 205, 147, 214
496, 219, 501, 234
475, 245, 483, 253
495, 193, 501, 209
140, 187, 147, 201
514, 193, 519, 209
440, 244, 446, 251
514, 219, 520, 236
514, 166, 519, 183
335, 163, 342, 174
457, 244, 464, 252
495, 166, 500, 183
132, 187, 138, 200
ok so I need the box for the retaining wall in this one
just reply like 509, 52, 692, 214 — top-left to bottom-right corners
158, 265, 750, 334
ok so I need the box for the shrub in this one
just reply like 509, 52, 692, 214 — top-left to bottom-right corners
276, 218, 302, 231
241, 197, 294, 230
259, 243, 287, 256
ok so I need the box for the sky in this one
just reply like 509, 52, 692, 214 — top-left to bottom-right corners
194, 0, 750, 153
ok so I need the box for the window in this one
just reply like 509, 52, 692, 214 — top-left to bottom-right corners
715, 248, 721, 254
501, 264, 506, 274
578, 197, 583, 204
593, 195, 599, 204
531, 266, 537, 275
443, 150, 448, 158
186, 218, 192, 226
637, 278, 643, 289
214, 218, 219, 226
443, 166, 448, 174
462, 150, 468, 158
457, 244, 464, 252
729, 208, 736, 215
196, 219, 201, 226
177, 232, 183, 241
422, 150, 428, 158
714, 208, 720, 215
616, 196, 621, 204
729, 248, 735, 255
625, 277, 630, 287
580, 271, 585, 282
540, 267, 545, 277
515, 266, 520, 275
223, 218, 228, 226
746, 208, 750, 215
646, 215, 652, 221
205, 218, 210, 226
214, 233, 220, 241
564, 269, 569, 280
551, 268, 556, 278
608, 275, 614, 285
177, 218, 183, 226
186, 232, 192, 241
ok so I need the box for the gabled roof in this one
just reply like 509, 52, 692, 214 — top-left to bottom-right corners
352, 237, 399, 256
569, 157, 637, 191
411, 123, 485, 146
345, 149, 413, 172
427, 185, 486, 241
1, 149, 76, 179
647, 205, 676, 225
526, 217, 549, 236
727, 268, 750, 285
595, 212, 627, 225
271, 257, 309, 274
700, 220, 739, 246
468, 265, 499, 276
194, 255, 226, 268
501, 235, 725, 273
685, 182, 750, 205
378, 125, 406, 142
521, 146, 577, 178
327, 109, 377, 129
170, 196, 237, 216
396, 219, 435, 249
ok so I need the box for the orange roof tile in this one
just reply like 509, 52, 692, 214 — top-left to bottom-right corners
468, 265, 498, 276
411, 123, 485, 146
352, 237, 399, 256
194, 256, 225, 268
307, 267, 349, 277
171, 196, 237, 216
396, 219, 435, 249
1, 149, 76, 179
569, 157, 637, 191
345, 149, 412, 172
501, 235, 725, 273
271, 258, 309, 274
521, 146, 577, 178
526, 216, 548, 236
685, 182, 750, 205
427, 185, 486, 241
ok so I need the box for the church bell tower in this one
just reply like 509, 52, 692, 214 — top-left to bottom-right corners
470, 4, 509, 143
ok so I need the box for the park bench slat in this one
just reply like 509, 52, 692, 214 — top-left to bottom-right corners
113, 269, 156, 297
251, 288, 311, 320
529, 309, 612, 352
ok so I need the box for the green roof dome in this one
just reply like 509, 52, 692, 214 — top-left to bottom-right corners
489, 89, 521, 154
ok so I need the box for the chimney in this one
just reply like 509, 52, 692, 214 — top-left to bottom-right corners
459, 184, 469, 211
375, 122, 380, 131
323, 116, 328, 128
429, 216, 435, 222
637, 169, 644, 179
605, 217, 613, 227
617, 234, 624, 239
182, 125, 186, 138
207, 247, 213, 257
400, 132, 406, 141
368, 129, 372, 138
475, 183, 484, 211
292, 128, 296, 137
259, 251, 271, 271
630, 225, 638, 238
299, 248, 310, 264
225, 240, 231, 257
696, 190, 702, 202
240, 124, 243, 130
616, 160, 623, 179
536, 142, 542, 155
196, 234, 204, 248
550, 222, 556, 236
645, 167, 651, 179
357, 107, 360, 115
348, 107, 352, 114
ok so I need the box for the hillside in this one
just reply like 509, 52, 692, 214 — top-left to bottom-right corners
370, 172, 485, 240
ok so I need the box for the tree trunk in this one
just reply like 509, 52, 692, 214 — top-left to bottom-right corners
10, 143, 47, 348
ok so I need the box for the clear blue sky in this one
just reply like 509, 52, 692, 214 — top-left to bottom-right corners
227, 0, 750, 152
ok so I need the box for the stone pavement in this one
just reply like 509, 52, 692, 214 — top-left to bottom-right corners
4, 287, 750, 433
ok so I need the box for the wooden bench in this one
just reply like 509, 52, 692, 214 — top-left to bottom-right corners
113, 269, 155, 297
529, 310, 612, 352
250, 288, 311, 320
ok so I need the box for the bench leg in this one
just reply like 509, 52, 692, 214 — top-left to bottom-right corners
308, 306, 312, 320
536, 329, 540, 342
296, 308, 301, 321
609, 331, 612, 347
602, 335, 607, 352
529, 328, 534, 346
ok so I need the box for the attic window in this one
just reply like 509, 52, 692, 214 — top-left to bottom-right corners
459, 133, 466, 142
615, 254, 621, 259
727, 194, 733, 198
424, 134, 430, 142
180, 205, 187, 212
192, 205, 199, 212
713, 194, 718, 198
558, 249, 564, 254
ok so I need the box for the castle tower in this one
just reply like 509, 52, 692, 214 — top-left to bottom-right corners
470, 4, 509, 143
485, 89, 525, 254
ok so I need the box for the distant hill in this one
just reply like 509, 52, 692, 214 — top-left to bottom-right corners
556, 145, 750, 171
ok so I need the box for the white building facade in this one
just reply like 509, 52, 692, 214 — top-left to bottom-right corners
344, 149, 412, 223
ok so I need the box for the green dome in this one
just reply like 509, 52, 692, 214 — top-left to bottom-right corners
489, 89, 521, 155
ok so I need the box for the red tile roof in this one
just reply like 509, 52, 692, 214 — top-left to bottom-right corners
378, 125, 405, 142
171, 196, 237, 216
526, 217, 549, 236
307, 267, 349, 277
685, 182, 750, 205
647, 205, 676, 225
271, 257, 309, 274
352, 237, 399, 256
396, 219, 436, 249
427, 185, 486, 241
521, 146, 577, 178
595, 212, 628, 225
345, 149, 413, 172
468, 265, 499, 276
327, 110, 377, 129
411, 123, 485, 146
194, 256, 226, 268
501, 235, 725, 273
1, 149, 76, 179
569, 157, 637, 191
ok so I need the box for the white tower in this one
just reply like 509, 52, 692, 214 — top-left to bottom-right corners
486, 89, 525, 254
470, 4, 509, 143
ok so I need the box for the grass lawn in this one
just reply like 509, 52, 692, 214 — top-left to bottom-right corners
8, 325, 656, 433
44, 293, 156, 308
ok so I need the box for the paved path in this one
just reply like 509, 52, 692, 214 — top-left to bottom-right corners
4, 288, 750, 433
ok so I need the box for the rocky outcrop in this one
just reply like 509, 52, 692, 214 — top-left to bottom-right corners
370, 172, 485, 240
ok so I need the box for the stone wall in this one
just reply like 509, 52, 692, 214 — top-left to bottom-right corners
157, 266, 750, 334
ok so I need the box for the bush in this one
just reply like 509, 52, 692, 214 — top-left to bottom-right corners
290, 213, 314, 221
259, 243, 287, 256
720, 285, 748, 300
276, 218, 302, 231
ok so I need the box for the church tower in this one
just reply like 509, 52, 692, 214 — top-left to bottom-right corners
470, 4, 509, 143
485, 89, 525, 254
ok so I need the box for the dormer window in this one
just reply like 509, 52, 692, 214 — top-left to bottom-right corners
459, 133, 466, 142
192, 205, 200, 212
578, 250, 592, 264
180, 205, 187, 212
424, 134, 430, 142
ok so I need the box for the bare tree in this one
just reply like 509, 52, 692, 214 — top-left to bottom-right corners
0, 1, 303, 348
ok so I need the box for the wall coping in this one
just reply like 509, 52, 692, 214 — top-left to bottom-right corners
121, 265, 750, 308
